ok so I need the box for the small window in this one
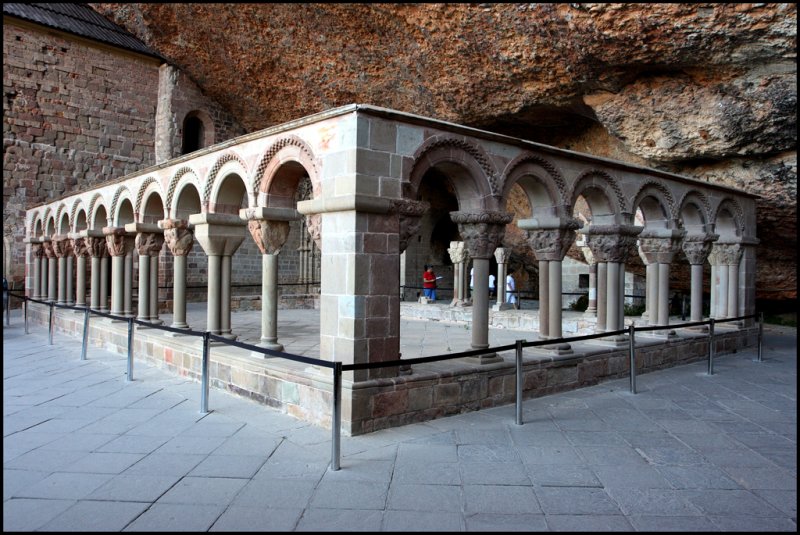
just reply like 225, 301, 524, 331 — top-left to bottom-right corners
182, 114, 205, 155
579, 274, 589, 289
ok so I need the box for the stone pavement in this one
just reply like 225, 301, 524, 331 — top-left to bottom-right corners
3, 308, 797, 532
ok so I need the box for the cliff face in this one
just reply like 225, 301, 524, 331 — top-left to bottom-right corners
91, 3, 797, 302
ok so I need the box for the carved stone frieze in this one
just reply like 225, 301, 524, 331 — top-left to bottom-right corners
135, 232, 165, 257
248, 219, 291, 255
450, 211, 513, 259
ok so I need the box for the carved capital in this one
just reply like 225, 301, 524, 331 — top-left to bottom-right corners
583, 225, 642, 263
248, 219, 290, 255
709, 243, 742, 266
51, 238, 73, 258
104, 228, 135, 257
86, 236, 108, 258
42, 241, 56, 259
391, 199, 430, 253
682, 234, 718, 265
305, 214, 322, 252
494, 247, 512, 265
580, 246, 595, 266
637, 235, 684, 264
447, 241, 469, 264
135, 232, 165, 257
450, 211, 513, 259
70, 237, 92, 258
31, 243, 44, 259
527, 227, 578, 262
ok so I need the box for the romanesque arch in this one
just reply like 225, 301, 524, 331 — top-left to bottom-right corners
204, 152, 249, 211
253, 135, 320, 207
570, 170, 625, 226
500, 152, 567, 211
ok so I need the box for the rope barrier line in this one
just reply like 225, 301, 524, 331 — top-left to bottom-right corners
9, 291, 764, 473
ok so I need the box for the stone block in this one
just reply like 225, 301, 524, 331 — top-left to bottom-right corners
368, 118, 397, 152
373, 389, 408, 418
546, 365, 577, 387
433, 383, 461, 406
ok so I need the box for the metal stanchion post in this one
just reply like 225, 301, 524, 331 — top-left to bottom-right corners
48, 302, 54, 345
756, 311, 764, 362
24, 298, 29, 334
629, 324, 637, 394
707, 318, 715, 375
515, 339, 524, 425
80, 307, 90, 360
331, 361, 342, 471
201, 332, 210, 414
5, 290, 10, 326
126, 317, 134, 382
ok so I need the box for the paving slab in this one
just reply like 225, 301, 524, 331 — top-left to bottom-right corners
2, 310, 796, 531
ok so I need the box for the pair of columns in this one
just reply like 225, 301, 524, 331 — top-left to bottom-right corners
708, 242, 744, 320
582, 224, 643, 337
447, 241, 470, 306
637, 228, 687, 332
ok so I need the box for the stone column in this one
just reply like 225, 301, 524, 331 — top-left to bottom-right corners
103, 227, 135, 318
493, 247, 512, 310
448, 241, 468, 307
124, 252, 134, 317
583, 224, 642, 340
638, 230, 685, 331
451, 210, 513, 363
596, 262, 607, 331
719, 243, 743, 320
30, 243, 43, 299
86, 234, 107, 310
189, 213, 246, 337
682, 233, 717, 323
52, 236, 71, 305
638, 244, 658, 325
131, 229, 164, 323
71, 236, 90, 307
242, 207, 298, 352
160, 219, 194, 330
42, 239, 57, 302
524, 219, 581, 349
708, 244, 728, 319
580, 245, 597, 316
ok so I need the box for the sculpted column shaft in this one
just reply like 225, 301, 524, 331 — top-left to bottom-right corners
134, 232, 164, 322
683, 234, 716, 322
596, 262, 607, 331
104, 228, 135, 317
451, 211, 513, 363
190, 213, 246, 338
52, 237, 72, 305
639, 233, 684, 328
124, 252, 133, 317
43, 240, 57, 302
86, 236, 106, 310
447, 242, 464, 306
493, 247, 511, 310
160, 220, 194, 330
580, 245, 597, 316
74, 245, 87, 306
526, 222, 580, 342
31, 244, 42, 299
584, 225, 642, 334
247, 218, 291, 351
40, 247, 48, 300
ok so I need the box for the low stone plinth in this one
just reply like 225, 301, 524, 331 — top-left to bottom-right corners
27, 303, 757, 436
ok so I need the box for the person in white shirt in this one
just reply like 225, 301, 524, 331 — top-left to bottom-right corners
506, 273, 517, 307
488, 273, 496, 299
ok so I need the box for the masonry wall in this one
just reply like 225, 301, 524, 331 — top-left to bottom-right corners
3, 19, 247, 289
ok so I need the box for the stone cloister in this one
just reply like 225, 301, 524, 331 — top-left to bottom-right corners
23, 104, 759, 434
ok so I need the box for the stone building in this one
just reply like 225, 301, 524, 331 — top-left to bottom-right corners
3, 3, 251, 292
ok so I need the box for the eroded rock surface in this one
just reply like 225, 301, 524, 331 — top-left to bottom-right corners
91, 3, 797, 300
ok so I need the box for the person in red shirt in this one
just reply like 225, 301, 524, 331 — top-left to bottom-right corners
422, 265, 437, 301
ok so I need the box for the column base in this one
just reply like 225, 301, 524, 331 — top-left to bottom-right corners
648, 328, 678, 339
492, 303, 514, 311
252, 340, 284, 357
465, 352, 503, 365
164, 325, 191, 337
542, 343, 573, 355
583, 308, 597, 317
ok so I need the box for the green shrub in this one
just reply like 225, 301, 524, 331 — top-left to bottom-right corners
569, 294, 588, 312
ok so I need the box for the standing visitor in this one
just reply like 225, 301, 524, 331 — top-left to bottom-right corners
422, 265, 437, 301
506, 273, 518, 308
488, 273, 496, 300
